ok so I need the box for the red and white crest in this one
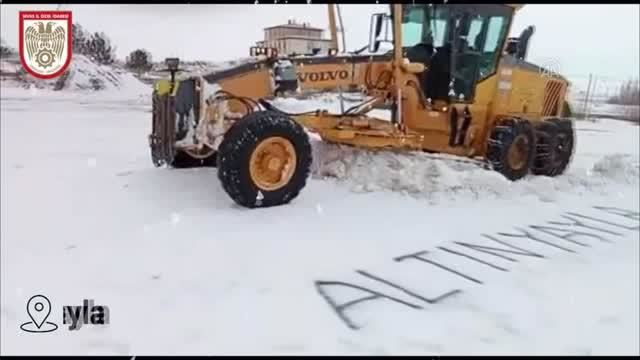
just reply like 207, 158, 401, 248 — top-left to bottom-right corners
19, 11, 73, 79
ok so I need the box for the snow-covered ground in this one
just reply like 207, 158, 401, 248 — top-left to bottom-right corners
1, 82, 639, 355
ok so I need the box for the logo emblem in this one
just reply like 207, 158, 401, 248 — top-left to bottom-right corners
19, 11, 72, 79
537, 57, 562, 78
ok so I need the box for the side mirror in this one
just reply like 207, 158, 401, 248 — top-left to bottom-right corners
516, 25, 535, 60
368, 13, 384, 53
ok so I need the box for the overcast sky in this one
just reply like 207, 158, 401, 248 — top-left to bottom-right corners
1, 4, 639, 81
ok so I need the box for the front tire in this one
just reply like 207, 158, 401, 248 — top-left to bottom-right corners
217, 110, 312, 208
486, 118, 536, 181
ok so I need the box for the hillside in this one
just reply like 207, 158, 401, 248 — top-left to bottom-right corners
1, 53, 149, 98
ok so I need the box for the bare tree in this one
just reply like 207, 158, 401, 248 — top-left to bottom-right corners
71, 23, 117, 65
85, 32, 117, 65
125, 49, 153, 77
72, 23, 89, 55
0, 37, 15, 58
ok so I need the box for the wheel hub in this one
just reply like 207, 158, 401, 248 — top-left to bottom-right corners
249, 137, 297, 191
507, 135, 530, 170
267, 157, 282, 171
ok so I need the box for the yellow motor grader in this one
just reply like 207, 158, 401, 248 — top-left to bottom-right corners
149, 4, 575, 208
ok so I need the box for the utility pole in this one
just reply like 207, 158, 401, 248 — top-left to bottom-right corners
583, 73, 593, 120
587, 76, 598, 121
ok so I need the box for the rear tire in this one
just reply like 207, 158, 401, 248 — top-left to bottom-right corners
486, 118, 536, 181
532, 121, 559, 176
217, 110, 312, 208
532, 118, 575, 176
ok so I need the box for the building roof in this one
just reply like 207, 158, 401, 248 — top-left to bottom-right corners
264, 23, 324, 32
275, 36, 331, 42
255, 37, 331, 46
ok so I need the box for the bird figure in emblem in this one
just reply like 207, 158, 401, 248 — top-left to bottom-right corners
24, 21, 66, 69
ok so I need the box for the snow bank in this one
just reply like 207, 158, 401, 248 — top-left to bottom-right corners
1, 54, 151, 102
592, 154, 640, 184
58, 55, 150, 95
0, 59, 21, 74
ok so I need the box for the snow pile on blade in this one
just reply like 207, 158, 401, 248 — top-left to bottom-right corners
309, 135, 639, 204
309, 138, 504, 201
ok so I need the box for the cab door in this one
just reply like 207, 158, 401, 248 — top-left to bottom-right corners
445, 5, 514, 151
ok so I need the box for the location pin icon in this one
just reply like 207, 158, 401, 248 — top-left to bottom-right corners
26, 295, 52, 329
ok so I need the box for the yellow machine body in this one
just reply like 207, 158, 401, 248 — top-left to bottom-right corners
149, 3, 575, 208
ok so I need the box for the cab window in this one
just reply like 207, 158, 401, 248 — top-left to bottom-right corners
401, 5, 425, 47
401, 5, 450, 49
480, 16, 509, 77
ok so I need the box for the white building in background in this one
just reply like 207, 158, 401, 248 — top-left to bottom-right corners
256, 19, 332, 56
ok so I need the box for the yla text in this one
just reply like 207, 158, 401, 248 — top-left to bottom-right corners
63, 299, 110, 331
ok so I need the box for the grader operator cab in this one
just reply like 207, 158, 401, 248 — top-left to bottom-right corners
374, 5, 496, 102
149, 4, 575, 208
